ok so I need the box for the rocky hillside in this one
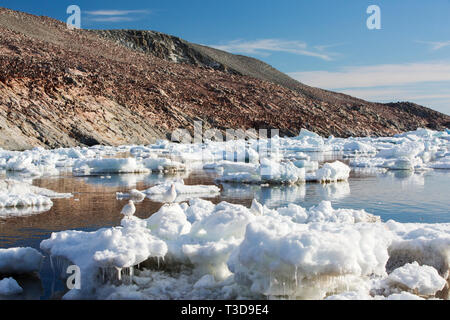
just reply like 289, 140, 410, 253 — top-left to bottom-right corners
0, 8, 448, 150
93, 29, 371, 106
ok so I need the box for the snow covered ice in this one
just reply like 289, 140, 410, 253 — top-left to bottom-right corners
0, 128, 449, 300
0, 277, 23, 296
0, 247, 44, 274
384, 262, 446, 296
0, 179, 72, 217
38, 197, 450, 300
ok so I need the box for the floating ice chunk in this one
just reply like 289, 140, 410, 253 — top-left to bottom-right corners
306, 201, 380, 224
170, 202, 256, 278
146, 204, 191, 241
259, 159, 305, 184
144, 180, 220, 197
272, 201, 377, 225
228, 216, 393, 299
307, 161, 351, 182
383, 157, 425, 171
377, 141, 425, 159
40, 217, 167, 298
73, 158, 149, 175
141, 157, 186, 172
41, 217, 167, 270
428, 157, 450, 169
0, 247, 44, 274
204, 161, 259, 173
386, 292, 425, 300
217, 171, 262, 184
0, 179, 71, 199
386, 262, 446, 296
184, 198, 216, 224
0, 193, 53, 209
349, 157, 386, 169
0, 277, 23, 296
116, 189, 146, 201
189, 202, 255, 242
385, 221, 450, 279
292, 159, 319, 172
395, 128, 438, 139
343, 141, 377, 154
0, 179, 71, 215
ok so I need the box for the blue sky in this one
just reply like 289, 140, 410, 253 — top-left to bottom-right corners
2, 0, 450, 115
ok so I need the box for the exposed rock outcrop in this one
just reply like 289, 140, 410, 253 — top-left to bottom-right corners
0, 7, 448, 150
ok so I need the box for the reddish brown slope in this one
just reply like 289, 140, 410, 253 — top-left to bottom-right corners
0, 7, 448, 150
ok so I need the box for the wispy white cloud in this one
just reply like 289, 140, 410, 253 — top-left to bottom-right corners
416, 40, 450, 51
341, 86, 450, 115
288, 61, 450, 115
288, 61, 450, 88
84, 9, 150, 23
88, 16, 136, 22
209, 39, 336, 61
85, 10, 150, 16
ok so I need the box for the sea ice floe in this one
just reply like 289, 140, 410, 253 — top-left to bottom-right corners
384, 262, 446, 296
144, 180, 220, 200
0, 247, 44, 274
216, 159, 350, 185
0, 277, 23, 296
306, 161, 351, 182
40, 216, 167, 299
73, 157, 186, 176
117, 180, 220, 203
228, 217, 392, 299
38, 197, 450, 300
385, 220, 450, 279
0, 179, 72, 216
1, 128, 448, 181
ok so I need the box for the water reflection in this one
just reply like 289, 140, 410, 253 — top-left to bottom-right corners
0, 205, 53, 218
80, 172, 190, 189
221, 181, 350, 209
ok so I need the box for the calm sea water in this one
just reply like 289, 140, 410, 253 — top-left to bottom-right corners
0, 155, 449, 299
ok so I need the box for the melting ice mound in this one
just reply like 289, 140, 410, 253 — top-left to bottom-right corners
216, 160, 351, 185
0, 128, 449, 180
40, 198, 450, 300
0, 179, 72, 217
0, 247, 44, 275
0, 277, 23, 296
73, 157, 186, 175
117, 180, 221, 203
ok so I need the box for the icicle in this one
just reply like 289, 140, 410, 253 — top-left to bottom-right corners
130, 266, 134, 284
49, 255, 54, 273
294, 266, 298, 287
115, 267, 122, 281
